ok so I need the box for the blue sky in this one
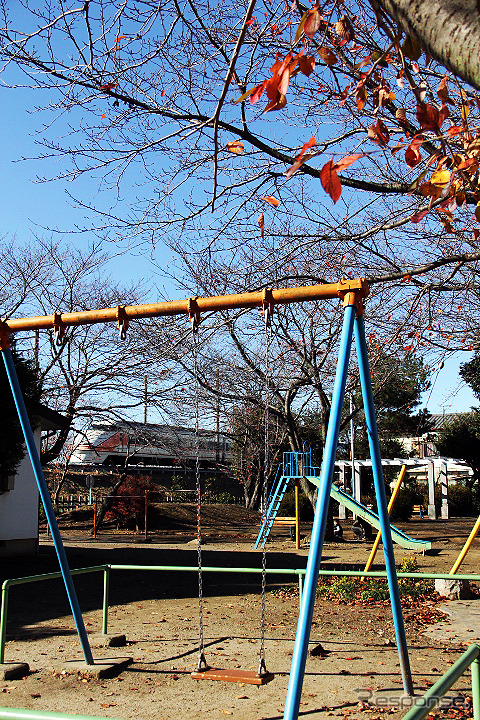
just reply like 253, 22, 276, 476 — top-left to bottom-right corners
1, 74, 477, 417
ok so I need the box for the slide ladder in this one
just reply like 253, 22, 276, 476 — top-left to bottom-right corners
254, 464, 290, 548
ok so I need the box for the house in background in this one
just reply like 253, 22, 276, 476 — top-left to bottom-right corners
0, 405, 68, 556
400, 412, 467, 458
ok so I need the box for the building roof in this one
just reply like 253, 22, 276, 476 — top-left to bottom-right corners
37, 404, 69, 431
428, 412, 470, 432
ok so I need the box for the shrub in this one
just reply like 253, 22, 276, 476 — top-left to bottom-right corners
398, 555, 418, 573
447, 484, 476, 517
105, 475, 154, 529
278, 490, 314, 521
315, 571, 433, 603
420, 483, 478, 517
389, 487, 418, 521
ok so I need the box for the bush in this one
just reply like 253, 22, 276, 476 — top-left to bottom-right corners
389, 487, 418, 521
105, 475, 154, 529
315, 571, 434, 603
278, 490, 314, 521
447, 484, 476, 517
420, 483, 478, 517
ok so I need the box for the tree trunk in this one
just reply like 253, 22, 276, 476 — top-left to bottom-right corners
93, 473, 128, 534
377, 0, 480, 91
53, 466, 69, 508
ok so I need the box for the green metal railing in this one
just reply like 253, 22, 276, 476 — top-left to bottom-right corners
0, 566, 109, 664
2, 563, 480, 666
1, 565, 480, 720
402, 643, 480, 720
0, 710, 124, 720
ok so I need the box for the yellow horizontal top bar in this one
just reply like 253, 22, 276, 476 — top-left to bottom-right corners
1, 278, 368, 334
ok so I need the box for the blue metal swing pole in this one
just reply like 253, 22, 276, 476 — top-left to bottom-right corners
354, 314, 413, 695
1, 348, 94, 665
283, 301, 356, 720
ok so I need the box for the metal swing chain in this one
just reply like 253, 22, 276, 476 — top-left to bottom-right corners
258, 306, 272, 677
192, 322, 209, 672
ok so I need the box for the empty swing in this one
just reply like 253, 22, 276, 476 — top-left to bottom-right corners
190, 299, 274, 685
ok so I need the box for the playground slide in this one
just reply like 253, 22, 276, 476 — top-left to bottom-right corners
306, 476, 431, 551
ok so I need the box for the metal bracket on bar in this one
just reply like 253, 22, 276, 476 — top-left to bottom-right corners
53, 312, 66, 346
187, 297, 201, 333
117, 306, 129, 340
337, 279, 367, 316
261, 288, 274, 327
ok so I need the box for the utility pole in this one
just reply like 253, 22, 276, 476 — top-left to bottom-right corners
143, 375, 148, 425
215, 370, 220, 463
33, 329, 39, 370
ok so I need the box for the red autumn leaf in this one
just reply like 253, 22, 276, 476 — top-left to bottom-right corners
258, 212, 265, 240
438, 103, 450, 126
297, 55, 315, 77
161, 89, 166, 97
437, 77, 454, 105
236, 81, 265, 105
245, 16, 256, 25
355, 80, 367, 111
334, 153, 364, 172
264, 53, 297, 112
285, 136, 316, 178
456, 157, 477, 171
447, 126, 464, 138
303, 6, 322, 38
416, 102, 442, 132
251, 81, 267, 105
335, 14, 355, 43
405, 135, 424, 168
318, 47, 338, 66
320, 160, 342, 203
410, 208, 429, 223
261, 196, 280, 207
368, 118, 390, 146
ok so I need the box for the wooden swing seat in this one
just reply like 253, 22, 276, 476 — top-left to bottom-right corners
191, 667, 274, 685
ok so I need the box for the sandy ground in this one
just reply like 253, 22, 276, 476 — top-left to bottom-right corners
1, 516, 479, 720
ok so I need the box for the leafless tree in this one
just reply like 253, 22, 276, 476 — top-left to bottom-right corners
0, 239, 178, 463
1, 1, 480, 507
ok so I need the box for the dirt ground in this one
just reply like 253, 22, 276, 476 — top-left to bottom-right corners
1, 509, 480, 720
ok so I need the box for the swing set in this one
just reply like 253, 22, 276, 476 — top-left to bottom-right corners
0, 277, 414, 720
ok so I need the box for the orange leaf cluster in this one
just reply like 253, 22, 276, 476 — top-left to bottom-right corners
237, 50, 316, 112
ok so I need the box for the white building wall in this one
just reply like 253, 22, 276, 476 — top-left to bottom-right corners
0, 428, 40, 553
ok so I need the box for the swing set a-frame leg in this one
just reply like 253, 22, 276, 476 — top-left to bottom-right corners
282, 295, 413, 720
1, 345, 94, 666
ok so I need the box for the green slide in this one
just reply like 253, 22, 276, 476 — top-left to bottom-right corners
307, 476, 431, 552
